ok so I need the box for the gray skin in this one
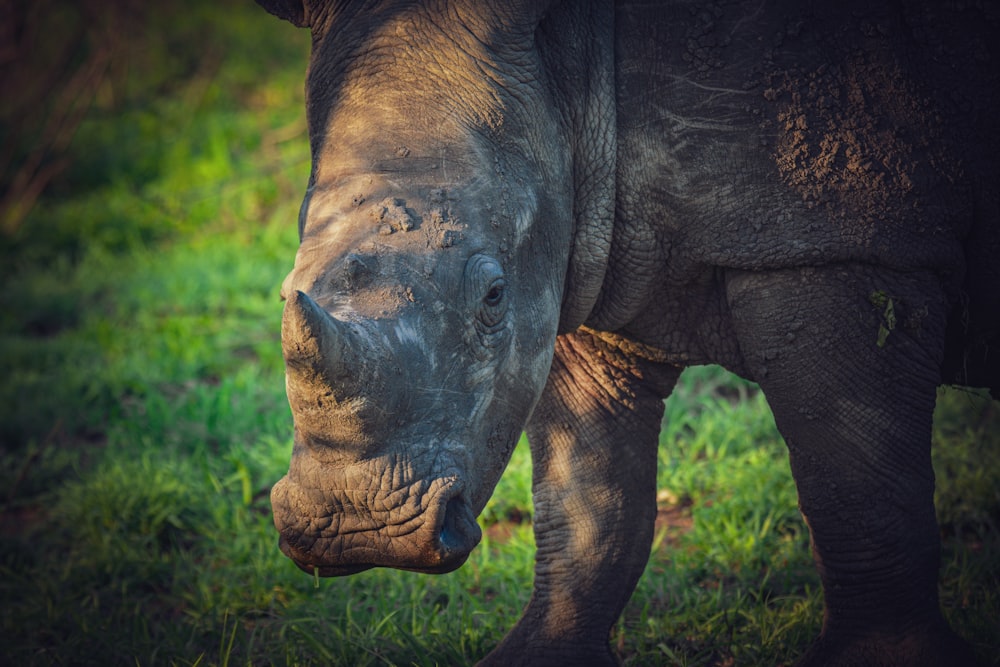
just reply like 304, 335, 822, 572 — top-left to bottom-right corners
256, 0, 999, 664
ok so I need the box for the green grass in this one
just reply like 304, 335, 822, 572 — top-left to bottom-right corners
1, 2, 998, 665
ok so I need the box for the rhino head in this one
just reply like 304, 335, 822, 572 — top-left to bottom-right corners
260, 0, 615, 575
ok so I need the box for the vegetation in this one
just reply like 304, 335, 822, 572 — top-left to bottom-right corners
1, 2, 997, 665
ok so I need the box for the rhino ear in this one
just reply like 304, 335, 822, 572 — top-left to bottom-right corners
255, 0, 308, 27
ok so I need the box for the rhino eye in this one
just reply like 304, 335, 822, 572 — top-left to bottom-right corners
464, 254, 510, 352
483, 279, 506, 307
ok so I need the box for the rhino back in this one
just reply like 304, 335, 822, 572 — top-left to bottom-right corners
596, 0, 998, 356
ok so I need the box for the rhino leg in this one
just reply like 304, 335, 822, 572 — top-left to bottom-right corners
478, 330, 680, 666
727, 265, 978, 667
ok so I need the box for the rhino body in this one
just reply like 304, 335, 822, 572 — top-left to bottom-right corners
257, 0, 999, 664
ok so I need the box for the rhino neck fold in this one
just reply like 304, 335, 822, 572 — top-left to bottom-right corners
537, 1, 618, 333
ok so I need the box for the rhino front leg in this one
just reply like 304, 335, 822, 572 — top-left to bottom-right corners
727, 265, 978, 667
479, 330, 680, 666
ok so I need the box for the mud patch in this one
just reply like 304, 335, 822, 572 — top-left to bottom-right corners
346, 284, 415, 320
767, 51, 962, 231
369, 197, 416, 235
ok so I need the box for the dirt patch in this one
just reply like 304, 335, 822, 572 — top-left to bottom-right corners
767, 51, 961, 231
483, 508, 531, 544
653, 496, 695, 551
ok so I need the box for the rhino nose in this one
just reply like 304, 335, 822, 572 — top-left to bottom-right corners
282, 290, 397, 458
436, 492, 482, 566
271, 472, 482, 575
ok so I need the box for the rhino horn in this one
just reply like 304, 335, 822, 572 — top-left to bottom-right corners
282, 290, 383, 451
282, 290, 354, 377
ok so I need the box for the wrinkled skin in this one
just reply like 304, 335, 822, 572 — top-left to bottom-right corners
256, 0, 999, 664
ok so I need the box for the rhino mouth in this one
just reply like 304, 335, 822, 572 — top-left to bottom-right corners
273, 474, 482, 576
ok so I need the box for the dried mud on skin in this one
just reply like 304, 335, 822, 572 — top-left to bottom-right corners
766, 52, 962, 231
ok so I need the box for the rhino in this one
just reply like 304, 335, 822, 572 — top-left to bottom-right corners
255, 0, 999, 664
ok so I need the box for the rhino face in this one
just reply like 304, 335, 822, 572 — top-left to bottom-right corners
275, 184, 562, 575
268, 1, 576, 575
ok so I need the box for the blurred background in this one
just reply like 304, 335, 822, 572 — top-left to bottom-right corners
1, 1, 997, 665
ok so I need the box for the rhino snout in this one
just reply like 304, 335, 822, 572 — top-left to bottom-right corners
271, 469, 481, 576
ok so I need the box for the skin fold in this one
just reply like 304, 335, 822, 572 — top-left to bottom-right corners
255, 1, 999, 664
